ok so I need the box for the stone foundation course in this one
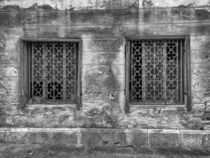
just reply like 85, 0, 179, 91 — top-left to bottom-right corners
1, 128, 210, 151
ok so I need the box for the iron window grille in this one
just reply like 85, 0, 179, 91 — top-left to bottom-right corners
126, 38, 190, 106
22, 40, 81, 105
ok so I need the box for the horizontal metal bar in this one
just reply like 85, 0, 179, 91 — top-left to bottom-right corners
130, 101, 184, 105
129, 104, 186, 108
20, 38, 82, 42
125, 36, 189, 40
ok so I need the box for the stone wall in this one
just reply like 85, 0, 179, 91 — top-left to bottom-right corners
0, 0, 210, 129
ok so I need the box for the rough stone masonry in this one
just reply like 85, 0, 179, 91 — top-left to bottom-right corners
0, 0, 210, 154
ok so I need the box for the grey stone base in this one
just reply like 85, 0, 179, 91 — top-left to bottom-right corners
0, 128, 210, 150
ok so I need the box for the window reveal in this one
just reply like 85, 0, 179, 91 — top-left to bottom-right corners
27, 41, 79, 103
129, 39, 184, 104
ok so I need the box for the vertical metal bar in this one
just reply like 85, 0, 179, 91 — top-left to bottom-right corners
27, 43, 30, 100
142, 42, 146, 102
125, 41, 130, 113
163, 42, 167, 101
183, 39, 187, 105
153, 42, 156, 100
75, 43, 79, 104
176, 40, 179, 102
63, 43, 66, 101
42, 42, 46, 100
180, 40, 183, 103
77, 41, 82, 110
29, 43, 32, 100
31, 42, 34, 99
52, 42, 55, 101
130, 41, 133, 102
75, 41, 82, 109
186, 36, 191, 111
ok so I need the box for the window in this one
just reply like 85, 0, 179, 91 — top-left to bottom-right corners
126, 37, 190, 108
21, 40, 81, 106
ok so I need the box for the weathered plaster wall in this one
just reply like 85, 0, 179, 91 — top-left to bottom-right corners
0, 0, 210, 129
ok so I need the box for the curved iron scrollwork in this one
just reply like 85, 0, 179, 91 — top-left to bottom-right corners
130, 39, 184, 104
28, 41, 78, 104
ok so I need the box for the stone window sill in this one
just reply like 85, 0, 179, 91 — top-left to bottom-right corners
129, 104, 187, 113
201, 120, 210, 124
26, 103, 77, 110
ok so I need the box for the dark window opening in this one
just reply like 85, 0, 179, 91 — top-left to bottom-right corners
129, 39, 185, 104
26, 41, 79, 104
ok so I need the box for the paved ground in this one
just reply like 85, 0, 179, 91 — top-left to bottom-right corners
0, 144, 210, 158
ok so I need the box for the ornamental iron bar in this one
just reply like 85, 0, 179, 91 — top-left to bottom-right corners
27, 41, 79, 103
130, 39, 184, 104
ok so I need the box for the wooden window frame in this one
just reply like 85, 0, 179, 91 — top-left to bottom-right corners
19, 38, 82, 110
125, 36, 191, 113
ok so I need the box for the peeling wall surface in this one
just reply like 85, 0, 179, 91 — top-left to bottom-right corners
1, 0, 210, 130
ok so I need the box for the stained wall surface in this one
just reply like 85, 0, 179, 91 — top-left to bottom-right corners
0, 0, 210, 129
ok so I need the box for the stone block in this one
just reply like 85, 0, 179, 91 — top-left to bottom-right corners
3, 92, 19, 104
82, 51, 124, 65
5, 128, 79, 146
149, 129, 180, 148
202, 134, 210, 148
180, 130, 207, 149
82, 38, 124, 52
50, 130, 78, 146
27, 131, 51, 144
81, 129, 127, 148
82, 64, 121, 103
4, 38, 20, 52
0, 129, 6, 143
3, 77, 19, 91
125, 129, 148, 148
190, 36, 209, 50
0, 39, 5, 52
5, 130, 28, 144
0, 53, 19, 65
0, 67, 19, 77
